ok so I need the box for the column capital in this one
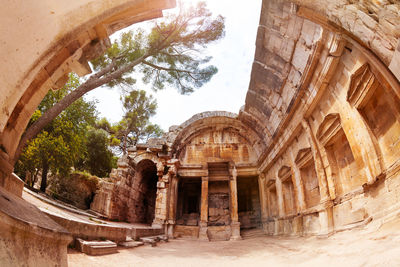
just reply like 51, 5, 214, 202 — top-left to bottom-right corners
201, 176, 209, 182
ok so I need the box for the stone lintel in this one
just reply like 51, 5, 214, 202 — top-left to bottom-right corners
178, 169, 208, 177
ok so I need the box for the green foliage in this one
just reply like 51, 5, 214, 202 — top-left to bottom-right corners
15, 1, 225, 193
91, 1, 225, 94
15, 74, 98, 190
83, 128, 114, 178
102, 90, 163, 155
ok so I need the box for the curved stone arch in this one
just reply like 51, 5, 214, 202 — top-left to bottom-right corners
171, 112, 267, 160
129, 152, 164, 173
0, 0, 175, 162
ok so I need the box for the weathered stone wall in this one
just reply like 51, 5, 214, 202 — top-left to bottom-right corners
178, 127, 257, 165
91, 158, 159, 224
254, 0, 400, 237
47, 173, 100, 210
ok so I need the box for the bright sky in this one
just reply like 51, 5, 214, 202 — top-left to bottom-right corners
85, 0, 262, 131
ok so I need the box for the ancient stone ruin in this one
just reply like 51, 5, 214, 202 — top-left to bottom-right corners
1, 0, 400, 266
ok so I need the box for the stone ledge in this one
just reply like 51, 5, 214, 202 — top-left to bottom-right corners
44, 210, 129, 243
0, 186, 72, 266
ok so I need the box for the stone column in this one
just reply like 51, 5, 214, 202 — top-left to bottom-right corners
302, 119, 334, 235
199, 176, 209, 240
258, 172, 268, 230
230, 167, 241, 240
289, 150, 307, 212
152, 168, 167, 228
167, 175, 179, 238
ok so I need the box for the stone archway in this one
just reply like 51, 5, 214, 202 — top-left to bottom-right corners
133, 159, 159, 224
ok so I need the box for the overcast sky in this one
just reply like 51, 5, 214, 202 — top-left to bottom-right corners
85, 0, 262, 131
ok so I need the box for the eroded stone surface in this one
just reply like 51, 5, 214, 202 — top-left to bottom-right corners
1, 0, 400, 265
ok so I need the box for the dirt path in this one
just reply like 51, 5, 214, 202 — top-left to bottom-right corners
68, 221, 400, 267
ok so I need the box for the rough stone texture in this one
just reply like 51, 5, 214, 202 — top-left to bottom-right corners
1, 0, 400, 264
91, 159, 159, 224
47, 173, 100, 210
0, 187, 72, 266
255, 0, 400, 237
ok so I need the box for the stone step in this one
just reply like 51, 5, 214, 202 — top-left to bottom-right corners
76, 238, 118, 256
119, 240, 144, 248
131, 227, 164, 240
140, 237, 157, 247
139, 235, 168, 247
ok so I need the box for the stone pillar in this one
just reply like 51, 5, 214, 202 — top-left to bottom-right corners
301, 119, 331, 202
318, 204, 334, 237
258, 173, 268, 230
152, 168, 167, 228
167, 175, 179, 238
302, 119, 334, 235
288, 150, 307, 212
229, 167, 241, 240
199, 176, 209, 240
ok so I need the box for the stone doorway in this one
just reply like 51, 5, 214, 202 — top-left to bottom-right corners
237, 176, 261, 229
133, 160, 158, 224
176, 178, 201, 226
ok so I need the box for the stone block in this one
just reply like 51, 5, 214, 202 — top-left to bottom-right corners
76, 239, 117, 256
207, 226, 231, 241
292, 42, 310, 73
333, 200, 367, 229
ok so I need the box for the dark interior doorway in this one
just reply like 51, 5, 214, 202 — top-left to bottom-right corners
237, 176, 261, 229
135, 159, 158, 224
176, 178, 201, 226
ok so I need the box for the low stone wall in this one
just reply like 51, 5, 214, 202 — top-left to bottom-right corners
1, 173, 24, 197
207, 226, 232, 241
0, 187, 72, 267
174, 225, 199, 239
45, 211, 128, 243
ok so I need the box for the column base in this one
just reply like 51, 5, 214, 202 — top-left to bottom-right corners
151, 218, 164, 229
199, 221, 209, 241
166, 221, 175, 238
318, 206, 334, 236
230, 221, 241, 240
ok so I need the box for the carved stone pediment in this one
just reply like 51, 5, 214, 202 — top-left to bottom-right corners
266, 178, 276, 187
316, 113, 341, 146
278, 165, 291, 180
347, 63, 379, 108
295, 147, 313, 167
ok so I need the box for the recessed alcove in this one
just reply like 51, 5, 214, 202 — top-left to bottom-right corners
278, 166, 297, 216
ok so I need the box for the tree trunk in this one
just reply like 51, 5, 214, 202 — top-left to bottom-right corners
13, 54, 149, 163
40, 160, 49, 193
